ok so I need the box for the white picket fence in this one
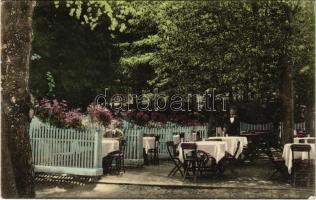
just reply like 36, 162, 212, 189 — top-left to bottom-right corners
29, 117, 103, 176
29, 118, 208, 174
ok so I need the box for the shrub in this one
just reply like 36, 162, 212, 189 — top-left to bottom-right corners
87, 103, 112, 127
36, 98, 82, 129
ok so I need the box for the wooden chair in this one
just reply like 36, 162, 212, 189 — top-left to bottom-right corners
196, 131, 202, 141
266, 148, 288, 179
220, 141, 241, 174
107, 139, 127, 174
148, 135, 160, 165
196, 149, 211, 175
154, 135, 160, 164
181, 143, 199, 181
290, 144, 314, 187
166, 141, 183, 177
102, 155, 113, 174
179, 132, 185, 142
113, 139, 127, 173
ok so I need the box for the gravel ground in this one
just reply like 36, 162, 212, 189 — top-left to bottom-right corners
35, 159, 315, 199
35, 182, 315, 199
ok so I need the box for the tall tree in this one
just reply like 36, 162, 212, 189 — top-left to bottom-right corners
1, 0, 35, 197
60, 0, 314, 140
31, 1, 119, 108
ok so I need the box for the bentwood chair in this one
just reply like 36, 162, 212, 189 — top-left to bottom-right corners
196, 131, 202, 141
290, 144, 314, 187
154, 135, 160, 164
220, 141, 241, 174
113, 139, 127, 173
166, 141, 183, 177
106, 139, 127, 174
181, 143, 199, 181
179, 132, 185, 142
148, 135, 160, 165
266, 148, 288, 179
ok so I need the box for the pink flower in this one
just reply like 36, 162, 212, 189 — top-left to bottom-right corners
87, 103, 112, 127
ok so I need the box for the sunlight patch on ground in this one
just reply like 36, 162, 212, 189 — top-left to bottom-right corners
35, 186, 66, 196
93, 183, 120, 193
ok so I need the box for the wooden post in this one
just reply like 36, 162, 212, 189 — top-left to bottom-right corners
93, 130, 101, 168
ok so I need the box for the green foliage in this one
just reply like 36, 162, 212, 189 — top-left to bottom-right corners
30, 1, 119, 109
54, 0, 117, 30
46, 71, 55, 97
37, 0, 314, 123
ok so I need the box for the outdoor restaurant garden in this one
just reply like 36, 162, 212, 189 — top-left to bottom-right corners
1, 0, 315, 199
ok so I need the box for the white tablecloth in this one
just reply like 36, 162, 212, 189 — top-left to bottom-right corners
208, 136, 248, 158
293, 137, 315, 144
143, 137, 156, 154
191, 132, 197, 141
178, 141, 227, 163
102, 138, 120, 157
282, 143, 315, 174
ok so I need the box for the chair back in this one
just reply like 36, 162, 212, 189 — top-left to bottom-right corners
120, 139, 127, 152
155, 135, 160, 148
196, 131, 202, 141
298, 139, 305, 143
232, 140, 241, 159
179, 132, 185, 142
291, 144, 311, 165
181, 143, 197, 161
144, 133, 155, 137
166, 141, 177, 158
205, 138, 222, 141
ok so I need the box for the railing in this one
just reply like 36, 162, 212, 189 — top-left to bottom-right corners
240, 121, 307, 139
294, 122, 306, 130
29, 117, 103, 176
240, 122, 274, 132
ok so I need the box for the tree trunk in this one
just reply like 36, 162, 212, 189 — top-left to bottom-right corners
207, 112, 215, 136
1, 0, 35, 197
306, 104, 315, 137
279, 56, 294, 145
